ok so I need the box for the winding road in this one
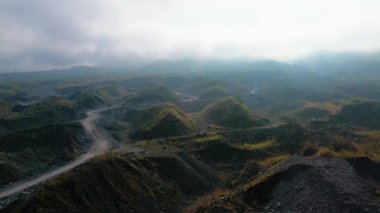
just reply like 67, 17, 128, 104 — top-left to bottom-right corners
0, 106, 116, 200
0, 91, 259, 200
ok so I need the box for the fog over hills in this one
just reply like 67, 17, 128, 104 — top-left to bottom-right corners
1, 1, 380, 212
2, 0, 380, 71
2, 51, 380, 82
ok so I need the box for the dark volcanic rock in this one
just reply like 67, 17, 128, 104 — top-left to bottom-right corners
1, 154, 183, 213
244, 157, 380, 213
148, 151, 219, 195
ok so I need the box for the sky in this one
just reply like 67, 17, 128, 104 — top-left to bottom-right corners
1, 0, 380, 71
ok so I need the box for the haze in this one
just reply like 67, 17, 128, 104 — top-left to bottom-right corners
1, 0, 380, 71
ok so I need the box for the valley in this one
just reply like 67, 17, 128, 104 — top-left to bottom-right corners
2, 1, 380, 212
0, 65, 379, 212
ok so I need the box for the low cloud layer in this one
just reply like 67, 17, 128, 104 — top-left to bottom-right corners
1, 0, 380, 71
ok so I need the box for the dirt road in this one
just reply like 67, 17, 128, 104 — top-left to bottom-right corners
0, 106, 116, 200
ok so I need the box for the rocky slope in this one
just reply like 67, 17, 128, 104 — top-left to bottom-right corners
147, 151, 219, 195
1, 154, 183, 213
183, 156, 380, 213
243, 156, 380, 212
0, 123, 91, 186
1, 150, 220, 212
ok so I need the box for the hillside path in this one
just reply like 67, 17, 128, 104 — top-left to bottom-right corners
0, 106, 117, 200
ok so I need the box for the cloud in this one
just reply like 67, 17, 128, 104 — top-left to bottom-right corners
1, 0, 380, 71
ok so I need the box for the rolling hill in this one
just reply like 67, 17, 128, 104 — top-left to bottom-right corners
0, 98, 79, 137
333, 101, 380, 128
125, 104, 195, 139
203, 98, 261, 128
70, 87, 128, 109
0, 123, 91, 185
2, 152, 215, 212
125, 86, 180, 105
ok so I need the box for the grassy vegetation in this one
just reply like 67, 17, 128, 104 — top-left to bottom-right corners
231, 139, 278, 152
3, 66, 380, 211
295, 129, 380, 162
257, 155, 291, 168
192, 133, 223, 144
302, 99, 364, 114
203, 98, 260, 128
126, 104, 195, 139
70, 87, 128, 109
24, 97, 75, 117
0, 97, 80, 137
303, 101, 342, 113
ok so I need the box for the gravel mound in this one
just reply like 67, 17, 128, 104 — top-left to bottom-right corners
244, 157, 380, 213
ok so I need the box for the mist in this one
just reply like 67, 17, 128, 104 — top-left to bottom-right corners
1, 0, 380, 71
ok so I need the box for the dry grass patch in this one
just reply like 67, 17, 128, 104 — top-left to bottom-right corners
257, 154, 290, 168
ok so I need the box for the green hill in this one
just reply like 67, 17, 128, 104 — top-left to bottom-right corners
125, 86, 180, 105
70, 87, 128, 109
125, 104, 194, 139
203, 98, 260, 128
23, 97, 77, 119
0, 98, 79, 137
72, 91, 108, 109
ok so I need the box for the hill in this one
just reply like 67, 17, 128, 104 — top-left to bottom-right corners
147, 150, 219, 195
184, 157, 380, 212
141, 59, 295, 75
333, 101, 380, 128
203, 98, 261, 128
243, 157, 380, 212
2, 149, 221, 212
0, 123, 91, 185
125, 104, 195, 139
125, 86, 180, 105
0, 98, 79, 137
2, 154, 185, 213
70, 87, 128, 109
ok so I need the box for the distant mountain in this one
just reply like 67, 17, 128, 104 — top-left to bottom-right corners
0, 66, 135, 82
141, 59, 296, 74
296, 52, 380, 76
